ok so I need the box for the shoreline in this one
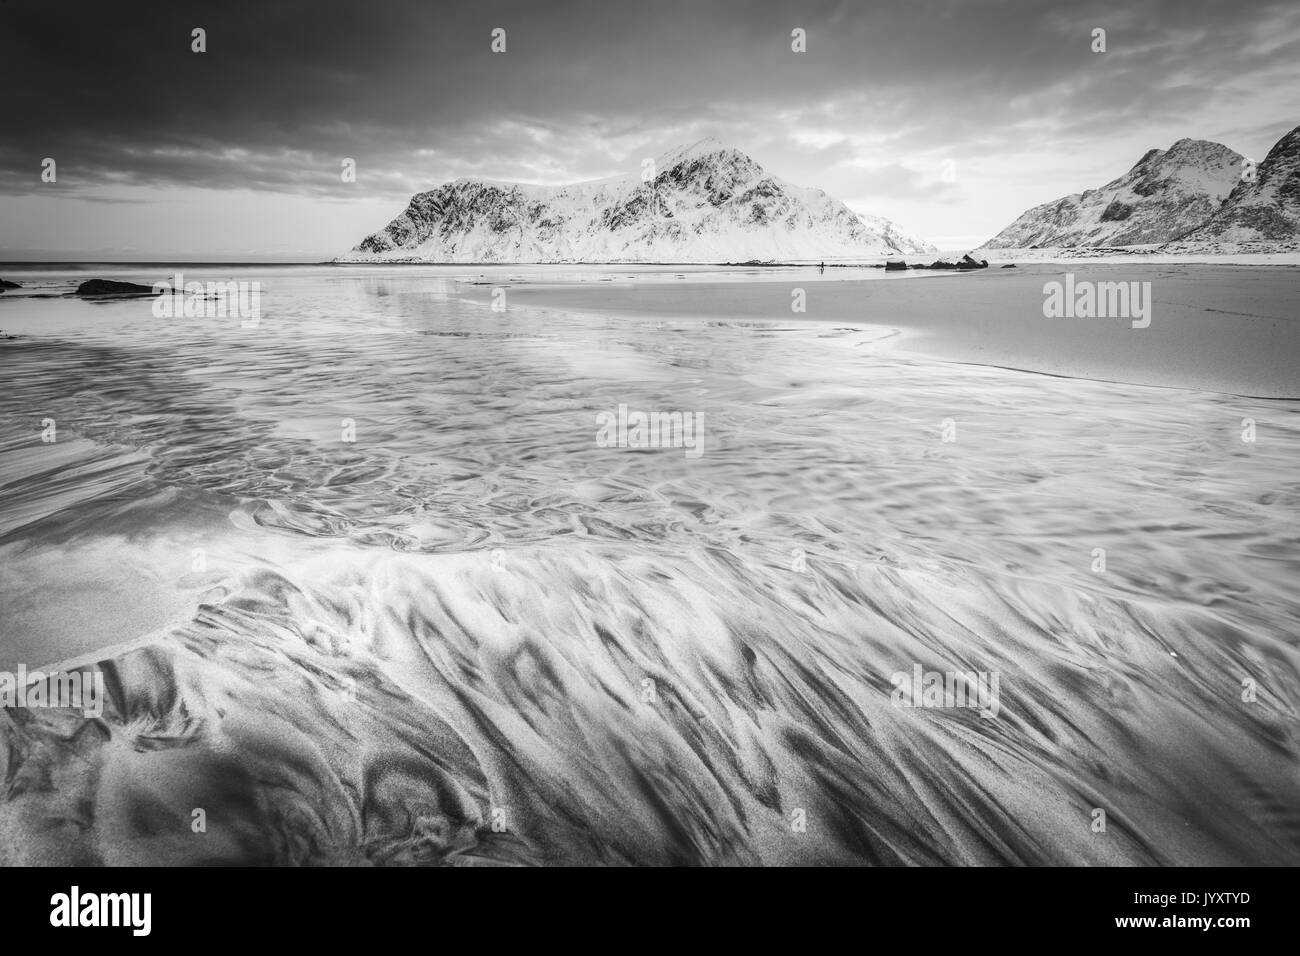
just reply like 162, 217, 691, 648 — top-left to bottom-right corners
4, 261, 1297, 398
458, 262, 1300, 399
6, 249, 1300, 269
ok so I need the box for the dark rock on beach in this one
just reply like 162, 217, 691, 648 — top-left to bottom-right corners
75, 279, 159, 297
0, 279, 21, 290
903, 255, 992, 271
884, 260, 908, 271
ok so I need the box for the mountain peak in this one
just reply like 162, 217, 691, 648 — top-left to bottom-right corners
982, 136, 1244, 249
655, 137, 739, 169
341, 138, 935, 262
1169, 123, 1300, 248
1162, 138, 1238, 161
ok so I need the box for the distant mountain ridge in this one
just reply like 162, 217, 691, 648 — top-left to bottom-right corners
980, 138, 1244, 249
339, 137, 936, 263
980, 125, 1300, 253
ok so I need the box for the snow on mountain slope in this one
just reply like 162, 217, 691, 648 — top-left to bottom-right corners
338, 138, 936, 263
979, 139, 1245, 249
1163, 125, 1300, 252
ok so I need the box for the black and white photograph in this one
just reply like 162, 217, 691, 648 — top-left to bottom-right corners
0, 0, 1296, 925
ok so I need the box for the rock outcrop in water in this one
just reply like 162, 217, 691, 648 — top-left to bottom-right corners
75, 279, 158, 297
908, 254, 987, 270
0, 279, 21, 290
980, 138, 1245, 249
339, 137, 936, 263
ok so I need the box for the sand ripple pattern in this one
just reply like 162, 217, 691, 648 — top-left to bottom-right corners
1, 269, 1298, 864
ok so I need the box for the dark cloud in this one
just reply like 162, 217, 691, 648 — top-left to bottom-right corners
1, 0, 1296, 255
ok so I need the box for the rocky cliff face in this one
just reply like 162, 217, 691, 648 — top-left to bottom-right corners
980, 138, 1245, 249
339, 138, 935, 263
1164, 125, 1300, 251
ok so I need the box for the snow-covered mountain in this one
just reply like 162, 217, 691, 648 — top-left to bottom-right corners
339, 138, 935, 263
979, 138, 1244, 249
1163, 125, 1300, 252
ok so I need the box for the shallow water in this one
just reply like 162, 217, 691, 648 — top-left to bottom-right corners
1, 265, 1298, 865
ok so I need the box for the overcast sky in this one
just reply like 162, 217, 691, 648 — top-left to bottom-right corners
1, 0, 1297, 260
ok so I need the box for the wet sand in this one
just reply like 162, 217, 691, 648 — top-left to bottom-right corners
476, 264, 1300, 398
1, 264, 1298, 866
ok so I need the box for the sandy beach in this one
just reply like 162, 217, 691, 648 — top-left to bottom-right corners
469, 263, 1300, 398
1, 263, 1298, 867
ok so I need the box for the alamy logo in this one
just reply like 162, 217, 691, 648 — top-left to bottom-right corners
152, 271, 261, 327
50, 886, 151, 936
596, 404, 705, 458
890, 664, 1001, 719
0, 666, 104, 718
1042, 273, 1151, 328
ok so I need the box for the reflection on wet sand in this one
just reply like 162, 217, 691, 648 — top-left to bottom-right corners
1, 266, 1298, 865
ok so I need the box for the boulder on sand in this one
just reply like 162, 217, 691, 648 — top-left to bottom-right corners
957, 254, 989, 270
75, 279, 159, 297
884, 260, 908, 271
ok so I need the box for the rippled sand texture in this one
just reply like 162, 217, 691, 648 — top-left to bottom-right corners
1, 267, 1298, 865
